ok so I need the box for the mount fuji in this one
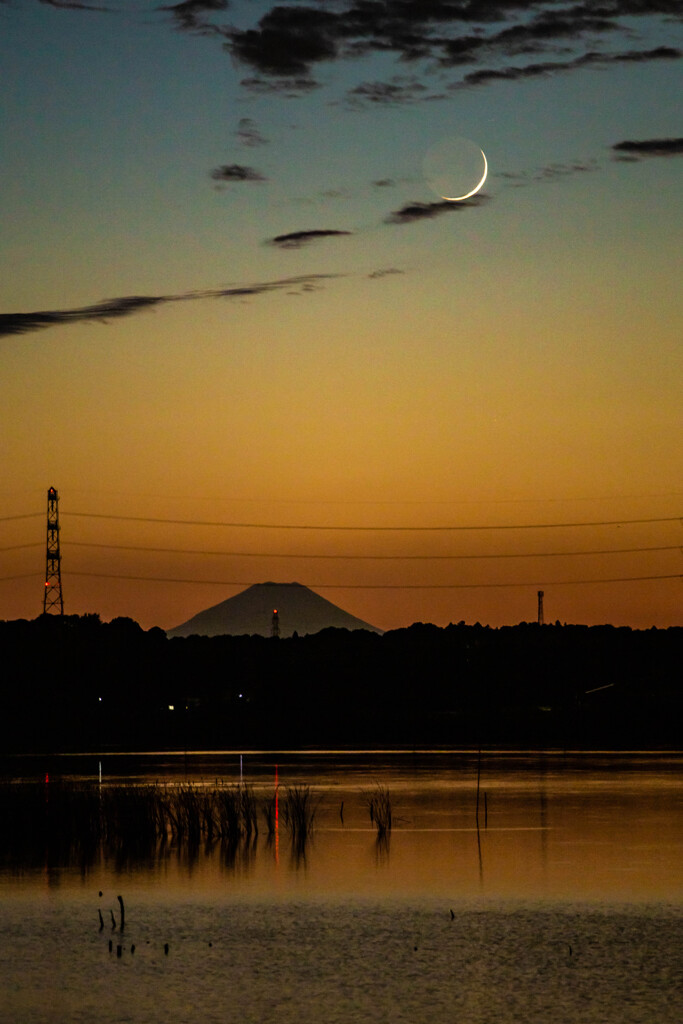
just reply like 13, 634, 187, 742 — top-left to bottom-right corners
167, 581, 383, 638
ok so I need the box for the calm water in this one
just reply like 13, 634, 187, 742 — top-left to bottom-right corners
1, 751, 681, 1023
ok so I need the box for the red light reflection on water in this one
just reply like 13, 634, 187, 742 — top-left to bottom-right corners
274, 764, 279, 863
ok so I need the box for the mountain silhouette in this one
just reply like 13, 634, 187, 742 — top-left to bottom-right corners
167, 582, 383, 638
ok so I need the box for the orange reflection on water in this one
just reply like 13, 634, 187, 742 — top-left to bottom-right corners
2, 754, 681, 906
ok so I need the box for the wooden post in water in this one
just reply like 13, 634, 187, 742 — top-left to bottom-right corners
117, 895, 125, 931
475, 747, 482, 825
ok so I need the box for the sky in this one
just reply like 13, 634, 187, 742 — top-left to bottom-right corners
1, 0, 681, 632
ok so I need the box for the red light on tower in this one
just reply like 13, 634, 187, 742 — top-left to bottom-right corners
271, 608, 280, 639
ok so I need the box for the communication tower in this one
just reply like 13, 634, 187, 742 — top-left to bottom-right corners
43, 486, 64, 615
537, 590, 544, 626
271, 608, 280, 639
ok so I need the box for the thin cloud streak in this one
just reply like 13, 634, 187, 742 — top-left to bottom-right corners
268, 229, 353, 249
0, 275, 340, 338
210, 163, 267, 181
453, 46, 681, 89
611, 137, 683, 159
385, 195, 488, 224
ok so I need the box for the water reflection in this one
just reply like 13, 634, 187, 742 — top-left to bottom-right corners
1, 752, 681, 902
2, 753, 681, 1024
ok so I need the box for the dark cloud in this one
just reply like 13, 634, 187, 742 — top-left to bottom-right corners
617, 46, 681, 63
569, 1, 680, 14
28, 1, 681, 99
210, 163, 267, 182
236, 117, 268, 147
0, 276, 340, 338
226, 6, 339, 77
454, 45, 681, 88
384, 195, 487, 224
372, 179, 396, 188
488, 12, 616, 54
38, 0, 109, 9
268, 229, 353, 249
611, 137, 683, 160
220, 1, 680, 99
160, 0, 229, 33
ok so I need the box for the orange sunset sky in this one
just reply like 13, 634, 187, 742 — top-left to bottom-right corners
1, 1, 681, 631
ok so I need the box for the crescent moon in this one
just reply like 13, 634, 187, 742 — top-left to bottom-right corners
441, 150, 487, 202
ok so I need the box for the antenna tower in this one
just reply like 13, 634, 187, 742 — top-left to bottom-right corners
43, 486, 64, 615
271, 608, 280, 639
537, 590, 544, 626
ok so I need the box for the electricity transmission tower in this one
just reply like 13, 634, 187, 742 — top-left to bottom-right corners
271, 608, 280, 638
43, 486, 64, 615
537, 590, 544, 626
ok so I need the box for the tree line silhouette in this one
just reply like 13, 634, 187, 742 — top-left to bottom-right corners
0, 614, 680, 752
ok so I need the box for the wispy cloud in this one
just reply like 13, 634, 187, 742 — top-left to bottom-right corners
268, 229, 352, 249
23, 2, 682, 101
219, 1, 680, 99
38, 0, 109, 9
368, 267, 404, 279
453, 46, 681, 89
236, 117, 268, 147
210, 163, 267, 182
0, 275, 340, 338
346, 77, 444, 109
239, 76, 319, 97
160, 0, 229, 34
611, 137, 683, 160
497, 158, 601, 186
384, 196, 488, 225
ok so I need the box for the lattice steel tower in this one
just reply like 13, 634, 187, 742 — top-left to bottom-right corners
537, 590, 544, 626
43, 486, 64, 615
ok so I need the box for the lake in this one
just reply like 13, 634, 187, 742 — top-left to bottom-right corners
1, 750, 681, 1023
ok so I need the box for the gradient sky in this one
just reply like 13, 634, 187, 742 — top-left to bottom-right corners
1, 0, 681, 632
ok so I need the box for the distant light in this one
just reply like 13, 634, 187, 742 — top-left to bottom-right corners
98, 697, 102, 702
168, 705, 175, 711
273, 609, 278, 614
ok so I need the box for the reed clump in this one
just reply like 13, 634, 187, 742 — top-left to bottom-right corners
0, 780, 261, 866
365, 784, 392, 837
281, 785, 318, 839
261, 794, 277, 836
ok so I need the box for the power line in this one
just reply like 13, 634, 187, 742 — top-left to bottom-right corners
60, 541, 683, 560
0, 513, 43, 523
63, 512, 682, 531
66, 571, 681, 589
